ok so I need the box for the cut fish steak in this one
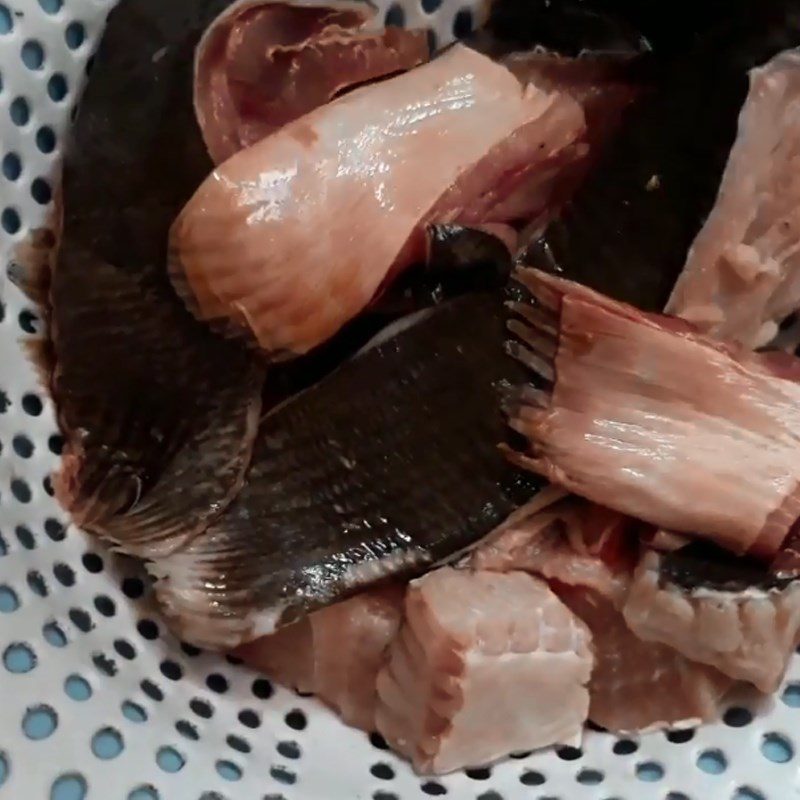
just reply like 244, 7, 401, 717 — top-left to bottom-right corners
374, 567, 593, 774
472, 497, 730, 731
169, 44, 587, 357
235, 585, 405, 730
195, 0, 429, 164
624, 546, 800, 692
151, 293, 542, 649
505, 268, 800, 559
667, 50, 800, 347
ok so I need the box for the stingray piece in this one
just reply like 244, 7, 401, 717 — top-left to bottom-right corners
525, 0, 800, 311
44, 0, 265, 557
505, 269, 800, 559
624, 545, 800, 692
667, 50, 800, 347
195, 0, 430, 164
152, 293, 543, 648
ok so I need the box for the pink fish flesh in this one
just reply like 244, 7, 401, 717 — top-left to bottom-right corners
505, 268, 800, 558
374, 567, 592, 774
668, 50, 800, 347
195, 0, 429, 164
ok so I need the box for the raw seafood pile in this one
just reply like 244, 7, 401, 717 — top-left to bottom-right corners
26, 0, 800, 778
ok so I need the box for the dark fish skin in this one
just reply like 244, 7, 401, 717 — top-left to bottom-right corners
659, 542, 795, 593
154, 294, 544, 648
525, 0, 800, 311
49, 0, 265, 557
484, 0, 750, 58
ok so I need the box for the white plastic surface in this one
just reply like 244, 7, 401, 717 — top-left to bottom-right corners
0, 1, 798, 798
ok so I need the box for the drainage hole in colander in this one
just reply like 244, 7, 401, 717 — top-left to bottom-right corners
190, 698, 214, 719
697, 749, 728, 774
114, 639, 136, 660
12, 434, 34, 458
175, 720, 199, 741
23, 704, 57, 739
216, 760, 242, 782
44, 518, 66, 542
269, 766, 296, 785
27, 570, 48, 596
227, 734, 251, 754
0, 585, 19, 612
140, 679, 163, 702
42, 621, 66, 647
576, 769, 604, 785
81, 552, 103, 572
122, 700, 147, 723
127, 786, 160, 800
519, 771, 545, 787
64, 675, 91, 701
92, 652, 116, 677
275, 740, 298, 759
91, 727, 123, 759
761, 733, 793, 763
53, 562, 76, 587
635, 761, 664, 782
49, 773, 87, 800
724, 706, 753, 727
156, 746, 185, 773
3, 642, 36, 673
666, 728, 695, 744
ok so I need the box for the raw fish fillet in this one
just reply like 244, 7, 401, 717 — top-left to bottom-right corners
667, 50, 800, 347
505, 268, 800, 558
473, 498, 730, 731
624, 546, 800, 692
170, 44, 586, 357
374, 568, 592, 774
152, 293, 542, 649
236, 586, 404, 730
559, 584, 733, 732
525, 0, 800, 311
195, 0, 429, 164
42, 0, 265, 556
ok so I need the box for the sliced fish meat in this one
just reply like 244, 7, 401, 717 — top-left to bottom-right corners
152, 293, 542, 649
374, 567, 593, 774
624, 545, 800, 693
169, 44, 587, 357
195, 0, 429, 164
525, 0, 800, 311
560, 584, 733, 733
236, 585, 405, 730
44, 0, 265, 557
505, 268, 800, 558
667, 50, 800, 347
473, 498, 733, 731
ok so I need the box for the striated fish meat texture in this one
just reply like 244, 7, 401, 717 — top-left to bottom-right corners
624, 544, 800, 693
45, 0, 265, 558
505, 268, 800, 559
667, 50, 800, 347
526, 0, 800, 312
374, 567, 593, 774
169, 43, 588, 358
151, 293, 541, 649
472, 498, 732, 731
235, 585, 405, 730
195, 0, 430, 164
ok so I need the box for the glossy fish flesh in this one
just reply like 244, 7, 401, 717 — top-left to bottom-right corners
374, 567, 593, 774
195, 0, 429, 164
46, 0, 265, 557
235, 585, 405, 730
667, 50, 800, 347
505, 269, 800, 558
169, 44, 587, 358
526, 0, 800, 311
152, 293, 541, 648
624, 545, 800, 692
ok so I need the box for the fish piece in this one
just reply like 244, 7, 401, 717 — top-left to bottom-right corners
374, 567, 593, 774
45, 0, 265, 556
667, 51, 800, 347
195, 0, 429, 164
624, 546, 800, 693
236, 585, 405, 730
559, 584, 733, 732
471, 496, 633, 601
169, 44, 587, 357
485, 0, 753, 58
506, 268, 800, 558
474, 498, 733, 731
152, 293, 542, 649
525, 0, 800, 311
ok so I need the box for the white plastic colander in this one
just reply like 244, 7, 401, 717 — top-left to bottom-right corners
0, 1, 798, 798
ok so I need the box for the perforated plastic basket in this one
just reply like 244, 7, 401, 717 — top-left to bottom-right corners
0, 1, 798, 798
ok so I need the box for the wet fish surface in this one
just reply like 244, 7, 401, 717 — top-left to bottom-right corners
46, 0, 265, 557
526, 0, 800, 311
153, 293, 542, 648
